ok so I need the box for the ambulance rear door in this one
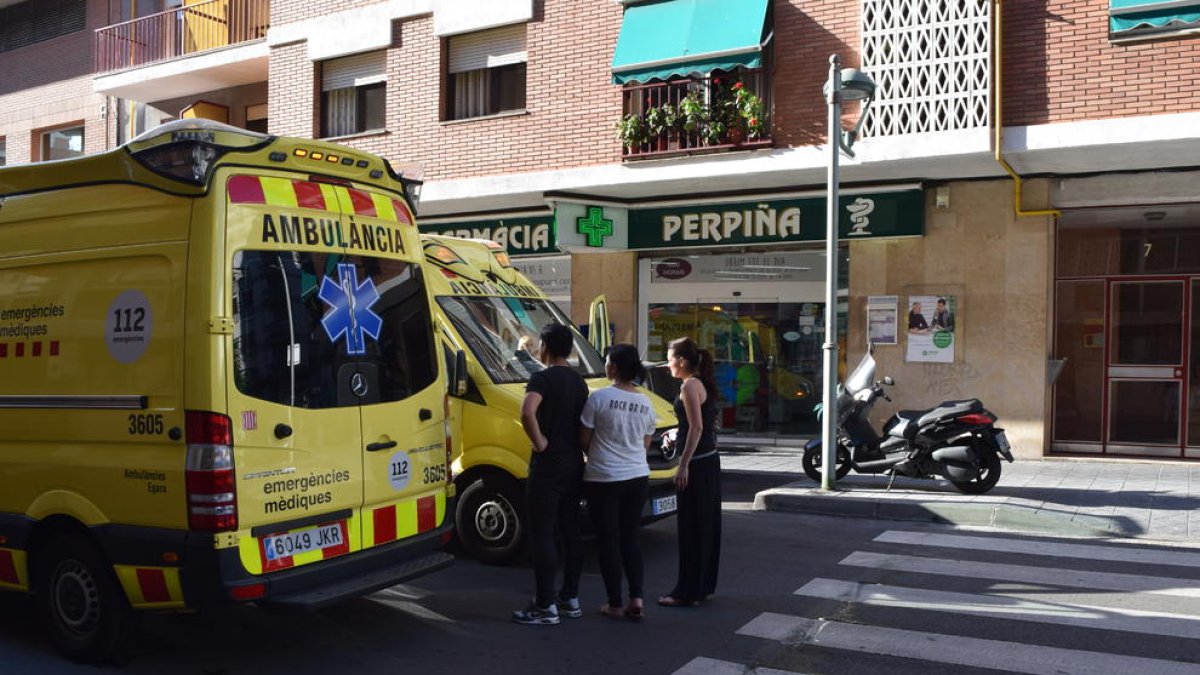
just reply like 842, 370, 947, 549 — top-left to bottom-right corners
343, 189, 449, 549
224, 173, 365, 575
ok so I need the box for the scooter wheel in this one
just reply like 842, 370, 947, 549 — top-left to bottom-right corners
948, 447, 1002, 494
802, 444, 852, 481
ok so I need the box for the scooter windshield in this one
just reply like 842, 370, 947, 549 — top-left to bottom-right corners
843, 351, 876, 395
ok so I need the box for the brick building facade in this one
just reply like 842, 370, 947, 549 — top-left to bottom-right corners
4, 0, 1200, 458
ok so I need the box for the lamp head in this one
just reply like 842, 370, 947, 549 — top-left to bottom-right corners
839, 68, 877, 102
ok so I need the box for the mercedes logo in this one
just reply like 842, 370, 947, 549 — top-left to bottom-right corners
351, 372, 368, 398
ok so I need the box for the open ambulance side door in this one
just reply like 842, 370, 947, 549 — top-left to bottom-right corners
588, 294, 611, 354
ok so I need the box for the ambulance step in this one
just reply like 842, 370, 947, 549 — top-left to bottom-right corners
263, 551, 454, 610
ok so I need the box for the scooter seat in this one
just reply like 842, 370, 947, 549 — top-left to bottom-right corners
918, 399, 982, 427
897, 400, 982, 426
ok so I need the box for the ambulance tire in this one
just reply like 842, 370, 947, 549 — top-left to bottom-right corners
36, 534, 134, 664
456, 475, 527, 566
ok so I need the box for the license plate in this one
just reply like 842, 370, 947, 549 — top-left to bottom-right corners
263, 522, 345, 561
652, 495, 677, 515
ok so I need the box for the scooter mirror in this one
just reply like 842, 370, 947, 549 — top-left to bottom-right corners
883, 376, 895, 386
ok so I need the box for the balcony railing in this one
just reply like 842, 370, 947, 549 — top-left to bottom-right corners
95, 0, 269, 74
618, 70, 772, 160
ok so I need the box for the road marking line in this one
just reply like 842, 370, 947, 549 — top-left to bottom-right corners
795, 578, 1200, 639
671, 656, 805, 675
737, 613, 1200, 675
840, 550, 1200, 597
875, 530, 1200, 568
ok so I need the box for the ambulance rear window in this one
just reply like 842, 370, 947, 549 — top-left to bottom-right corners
232, 251, 436, 408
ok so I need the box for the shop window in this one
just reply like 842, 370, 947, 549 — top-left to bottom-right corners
40, 125, 84, 161
446, 24, 527, 120
0, 137, 6, 166
321, 51, 386, 138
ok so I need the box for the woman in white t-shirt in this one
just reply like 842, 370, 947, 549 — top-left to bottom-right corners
579, 343, 656, 621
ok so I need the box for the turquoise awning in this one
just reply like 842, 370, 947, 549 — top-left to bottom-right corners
611, 0, 771, 84
1110, 0, 1200, 34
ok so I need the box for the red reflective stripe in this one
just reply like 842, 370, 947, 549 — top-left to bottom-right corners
373, 506, 397, 545
292, 180, 327, 210
347, 189, 376, 217
417, 496, 436, 533
32, 341, 41, 357
136, 568, 170, 603
0, 344, 6, 358
227, 175, 266, 204
0, 550, 18, 584
392, 199, 412, 225
322, 522, 351, 559
49, 341, 59, 356
14, 343, 23, 357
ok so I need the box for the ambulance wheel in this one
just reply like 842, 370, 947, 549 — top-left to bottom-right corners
36, 534, 134, 664
456, 475, 526, 566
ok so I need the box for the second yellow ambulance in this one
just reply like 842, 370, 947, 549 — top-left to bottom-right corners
421, 235, 679, 564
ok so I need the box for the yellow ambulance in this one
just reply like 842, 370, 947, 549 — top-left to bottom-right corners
421, 235, 679, 564
0, 120, 460, 662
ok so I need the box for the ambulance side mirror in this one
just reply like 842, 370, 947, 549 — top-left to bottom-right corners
451, 350, 469, 397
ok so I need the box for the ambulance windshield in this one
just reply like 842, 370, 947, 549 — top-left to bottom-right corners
437, 295, 604, 384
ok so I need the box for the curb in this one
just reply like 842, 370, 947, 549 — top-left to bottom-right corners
753, 484, 1151, 540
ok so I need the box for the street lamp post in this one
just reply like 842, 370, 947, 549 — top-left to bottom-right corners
820, 54, 876, 491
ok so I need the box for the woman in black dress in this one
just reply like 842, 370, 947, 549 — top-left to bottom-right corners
658, 337, 721, 607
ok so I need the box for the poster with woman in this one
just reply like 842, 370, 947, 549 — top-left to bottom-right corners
906, 295, 956, 362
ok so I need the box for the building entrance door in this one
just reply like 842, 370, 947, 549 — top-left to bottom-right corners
1105, 279, 1185, 456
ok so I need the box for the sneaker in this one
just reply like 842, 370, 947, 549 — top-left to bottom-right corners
555, 596, 582, 619
512, 602, 559, 625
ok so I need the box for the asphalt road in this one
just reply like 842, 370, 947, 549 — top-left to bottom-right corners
4, 471, 1200, 675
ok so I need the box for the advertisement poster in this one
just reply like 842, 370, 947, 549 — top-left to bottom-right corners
906, 294, 956, 362
867, 295, 898, 345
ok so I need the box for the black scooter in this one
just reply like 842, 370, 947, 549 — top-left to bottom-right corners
802, 348, 1013, 494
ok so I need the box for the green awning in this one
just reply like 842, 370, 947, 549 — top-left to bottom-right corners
1110, 0, 1200, 34
611, 0, 771, 84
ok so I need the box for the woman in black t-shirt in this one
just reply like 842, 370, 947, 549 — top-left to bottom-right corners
512, 323, 589, 626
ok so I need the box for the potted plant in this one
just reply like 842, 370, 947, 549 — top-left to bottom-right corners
733, 81, 766, 140
615, 113, 648, 151
679, 92, 706, 137
645, 105, 669, 150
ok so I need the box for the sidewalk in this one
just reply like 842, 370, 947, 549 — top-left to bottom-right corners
721, 446, 1200, 543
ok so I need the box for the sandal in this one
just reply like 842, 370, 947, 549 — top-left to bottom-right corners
599, 604, 624, 620
624, 605, 645, 622
656, 595, 697, 607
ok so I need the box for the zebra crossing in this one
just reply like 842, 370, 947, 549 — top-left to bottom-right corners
673, 530, 1200, 675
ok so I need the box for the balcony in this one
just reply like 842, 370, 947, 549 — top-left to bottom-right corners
618, 71, 772, 160
93, 0, 269, 103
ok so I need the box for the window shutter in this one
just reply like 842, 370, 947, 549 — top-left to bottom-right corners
322, 51, 387, 92
448, 24, 527, 74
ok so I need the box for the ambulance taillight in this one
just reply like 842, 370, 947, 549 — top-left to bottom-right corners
184, 411, 238, 532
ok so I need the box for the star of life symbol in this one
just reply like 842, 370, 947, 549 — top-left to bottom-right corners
319, 263, 382, 355
846, 197, 876, 236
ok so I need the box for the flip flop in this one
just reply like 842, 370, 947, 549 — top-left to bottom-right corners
599, 604, 624, 620
656, 595, 697, 607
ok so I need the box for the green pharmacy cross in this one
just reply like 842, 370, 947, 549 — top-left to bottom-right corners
577, 206, 613, 247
